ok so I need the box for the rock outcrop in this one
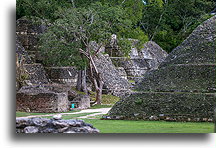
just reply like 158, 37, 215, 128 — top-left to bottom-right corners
16, 117, 99, 133
108, 16, 216, 122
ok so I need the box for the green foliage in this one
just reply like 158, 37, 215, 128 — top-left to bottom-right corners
39, 2, 148, 68
135, 97, 143, 105
16, 0, 71, 21
111, 0, 145, 24
39, 6, 111, 68
17, 0, 215, 54
140, 0, 216, 52
146, 0, 164, 7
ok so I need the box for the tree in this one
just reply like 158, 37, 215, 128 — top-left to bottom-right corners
39, 3, 136, 104
16, 0, 71, 21
140, 0, 215, 52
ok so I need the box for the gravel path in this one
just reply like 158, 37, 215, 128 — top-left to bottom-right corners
16, 108, 111, 119
77, 108, 111, 119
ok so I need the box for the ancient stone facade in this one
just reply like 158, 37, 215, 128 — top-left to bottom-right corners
16, 83, 93, 112
94, 53, 131, 98
16, 35, 32, 64
16, 17, 47, 62
16, 117, 99, 133
45, 67, 78, 86
23, 63, 49, 85
108, 40, 168, 81
16, 36, 33, 91
108, 16, 216, 122
16, 85, 69, 113
115, 67, 128, 80
16, 17, 91, 112
70, 94, 91, 109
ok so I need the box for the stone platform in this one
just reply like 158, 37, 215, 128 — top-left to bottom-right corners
108, 92, 215, 121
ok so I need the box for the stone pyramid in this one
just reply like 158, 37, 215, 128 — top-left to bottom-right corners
107, 16, 216, 122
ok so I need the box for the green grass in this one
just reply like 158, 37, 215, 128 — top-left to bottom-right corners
16, 111, 214, 133
90, 104, 113, 109
71, 88, 120, 105
128, 80, 135, 83
90, 94, 120, 105
16, 110, 79, 117
16, 112, 54, 117
80, 119, 214, 133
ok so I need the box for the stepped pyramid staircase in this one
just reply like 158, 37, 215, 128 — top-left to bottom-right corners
108, 16, 216, 122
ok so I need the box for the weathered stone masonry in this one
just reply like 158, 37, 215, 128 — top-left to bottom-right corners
108, 16, 216, 122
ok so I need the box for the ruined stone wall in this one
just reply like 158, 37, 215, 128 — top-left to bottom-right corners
45, 67, 78, 86
16, 85, 69, 113
94, 53, 131, 98
23, 63, 49, 85
107, 40, 168, 81
115, 67, 128, 80
16, 17, 46, 62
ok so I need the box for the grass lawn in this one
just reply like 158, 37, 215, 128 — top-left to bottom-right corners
80, 119, 214, 133
16, 110, 80, 117
16, 111, 214, 133
90, 104, 112, 109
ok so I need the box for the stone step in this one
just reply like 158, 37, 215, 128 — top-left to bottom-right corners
136, 64, 216, 93
108, 92, 216, 121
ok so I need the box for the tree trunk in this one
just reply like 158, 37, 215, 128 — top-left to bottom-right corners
94, 73, 103, 105
78, 47, 104, 105
76, 68, 88, 94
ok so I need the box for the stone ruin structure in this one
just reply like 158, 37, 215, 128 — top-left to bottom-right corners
16, 17, 49, 88
45, 66, 78, 87
94, 53, 131, 98
16, 16, 46, 62
17, 85, 68, 113
106, 39, 168, 81
107, 16, 216, 122
16, 16, 168, 113
16, 17, 89, 112
16, 117, 99, 133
